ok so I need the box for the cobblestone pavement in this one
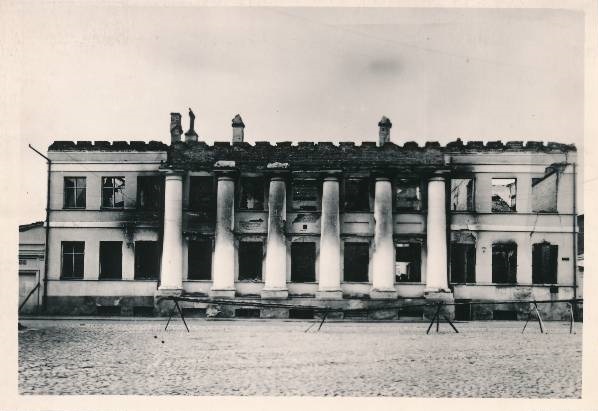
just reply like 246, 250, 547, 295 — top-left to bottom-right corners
18, 319, 581, 397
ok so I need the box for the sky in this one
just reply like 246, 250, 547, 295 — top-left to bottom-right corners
12, 5, 585, 224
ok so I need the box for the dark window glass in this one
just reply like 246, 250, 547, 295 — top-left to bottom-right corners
102, 177, 125, 208
239, 177, 265, 210
532, 242, 558, 284
450, 178, 474, 211
64, 177, 86, 208
137, 176, 164, 210
291, 242, 316, 282
395, 179, 421, 210
344, 179, 370, 211
292, 180, 319, 211
61, 241, 85, 279
395, 243, 421, 282
189, 176, 215, 211
238, 242, 263, 280
492, 178, 517, 212
492, 242, 517, 283
188, 240, 212, 280
344, 242, 369, 282
134, 241, 160, 280
99, 241, 122, 279
450, 243, 476, 283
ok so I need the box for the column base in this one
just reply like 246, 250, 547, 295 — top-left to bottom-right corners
209, 289, 236, 299
156, 287, 183, 297
260, 289, 289, 299
369, 289, 398, 300
316, 290, 343, 300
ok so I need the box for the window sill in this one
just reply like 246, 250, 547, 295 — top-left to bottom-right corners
59, 277, 85, 280
62, 207, 86, 210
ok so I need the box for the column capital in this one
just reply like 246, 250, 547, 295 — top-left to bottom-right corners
429, 170, 450, 182
160, 168, 185, 177
320, 170, 343, 180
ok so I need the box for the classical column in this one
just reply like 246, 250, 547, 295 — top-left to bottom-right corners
371, 177, 397, 299
317, 176, 342, 299
159, 171, 184, 294
211, 175, 236, 298
425, 174, 449, 292
262, 176, 288, 299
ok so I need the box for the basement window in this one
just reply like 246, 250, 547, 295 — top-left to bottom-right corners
238, 241, 263, 281
102, 177, 125, 208
532, 242, 558, 284
450, 178, 474, 211
291, 242, 316, 282
64, 177, 86, 209
189, 176, 215, 211
61, 241, 85, 279
239, 177, 265, 210
492, 242, 517, 283
99, 241, 122, 280
532, 173, 558, 213
134, 241, 160, 280
344, 242, 369, 282
395, 179, 421, 211
491, 178, 516, 212
188, 240, 212, 280
450, 243, 476, 283
292, 179, 320, 211
344, 178, 370, 212
395, 243, 421, 282
137, 176, 164, 211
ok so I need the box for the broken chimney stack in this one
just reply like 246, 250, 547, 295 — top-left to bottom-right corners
232, 114, 245, 143
378, 116, 392, 146
170, 113, 183, 143
184, 108, 198, 143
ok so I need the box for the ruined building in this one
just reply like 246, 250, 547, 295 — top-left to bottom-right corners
40, 112, 579, 320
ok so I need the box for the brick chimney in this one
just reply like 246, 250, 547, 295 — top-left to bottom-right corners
170, 113, 182, 143
232, 114, 245, 143
378, 116, 392, 146
184, 108, 198, 142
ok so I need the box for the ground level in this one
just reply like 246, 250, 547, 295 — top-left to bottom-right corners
18, 318, 581, 397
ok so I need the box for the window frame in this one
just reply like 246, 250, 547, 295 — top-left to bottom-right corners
491, 242, 518, 284
290, 178, 321, 212
134, 241, 160, 280
394, 241, 422, 283
187, 239, 213, 280
343, 241, 370, 282
290, 241, 317, 283
238, 176, 266, 211
101, 176, 126, 209
61, 241, 85, 279
532, 242, 558, 285
393, 178, 422, 212
450, 177, 475, 212
99, 241, 123, 280
343, 178, 371, 212
237, 240, 264, 281
188, 175, 216, 212
63, 177, 87, 209
137, 175, 164, 211
491, 178, 517, 213
450, 242, 476, 284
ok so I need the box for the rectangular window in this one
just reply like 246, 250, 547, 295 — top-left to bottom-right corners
450, 243, 476, 283
491, 178, 517, 212
189, 176, 215, 211
395, 179, 421, 211
450, 178, 474, 211
344, 242, 369, 282
61, 241, 85, 279
137, 176, 164, 210
532, 174, 557, 213
102, 177, 125, 208
134, 241, 160, 280
291, 242, 316, 282
238, 241, 263, 281
239, 177, 265, 210
64, 177, 86, 209
344, 179, 370, 211
532, 242, 558, 284
492, 242, 517, 283
291, 179, 319, 211
99, 241, 122, 280
188, 240, 212, 280
395, 242, 421, 282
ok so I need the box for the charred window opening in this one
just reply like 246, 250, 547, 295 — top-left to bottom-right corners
450, 178, 474, 211
395, 179, 421, 211
343, 178, 370, 212
61, 241, 85, 279
532, 242, 558, 284
450, 243, 476, 283
238, 241, 263, 281
102, 177, 125, 208
395, 242, 421, 282
134, 241, 160, 280
137, 176, 164, 211
188, 240, 212, 280
492, 242, 517, 283
189, 176, 215, 212
532, 172, 558, 213
99, 241, 122, 279
239, 177, 265, 210
292, 179, 319, 211
291, 242, 316, 282
344, 242, 369, 282
491, 178, 516, 212
64, 177, 86, 209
